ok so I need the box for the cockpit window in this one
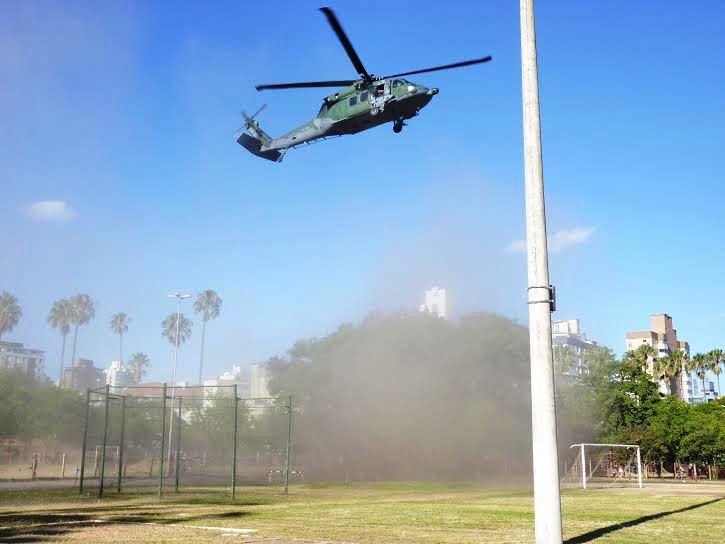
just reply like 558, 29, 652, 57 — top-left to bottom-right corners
392, 79, 403, 87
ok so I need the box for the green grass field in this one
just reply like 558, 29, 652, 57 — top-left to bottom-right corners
1, 481, 723, 543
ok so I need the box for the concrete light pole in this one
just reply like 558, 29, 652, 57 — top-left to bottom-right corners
167, 292, 190, 473
519, 1, 563, 543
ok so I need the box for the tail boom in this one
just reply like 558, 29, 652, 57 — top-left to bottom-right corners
236, 134, 282, 162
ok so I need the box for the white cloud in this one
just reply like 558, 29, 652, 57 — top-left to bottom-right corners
505, 226, 595, 254
24, 200, 77, 222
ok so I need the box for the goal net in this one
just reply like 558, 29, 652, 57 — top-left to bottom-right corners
561, 443, 642, 489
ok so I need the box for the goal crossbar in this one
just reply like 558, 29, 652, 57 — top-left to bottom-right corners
569, 443, 642, 489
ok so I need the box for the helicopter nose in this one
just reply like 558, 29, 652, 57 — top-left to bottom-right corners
428, 88, 439, 96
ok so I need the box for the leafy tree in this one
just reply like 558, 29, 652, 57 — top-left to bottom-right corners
109, 312, 130, 364
161, 313, 192, 346
128, 352, 151, 384
643, 396, 689, 474
0, 368, 85, 455
0, 291, 22, 342
595, 351, 661, 444
556, 346, 618, 456
47, 298, 73, 384
553, 345, 576, 376
185, 392, 251, 463
678, 403, 725, 477
193, 289, 222, 385
581, 345, 619, 380
68, 294, 95, 368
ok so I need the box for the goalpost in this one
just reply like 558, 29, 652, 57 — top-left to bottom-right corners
93, 446, 120, 477
563, 443, 642, 489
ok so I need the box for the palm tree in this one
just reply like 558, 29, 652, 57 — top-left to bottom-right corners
161, 313, 193, 347
47, 298, 73, 384
0, 291, 22, 343
69, 294, 95, 367
109, 312, 130, 364
707, 349, 723, 399
193, 289, 222, 384
692, 353, 709, 401
632, 344, 657, 374
653, 354, 673, 394
128, 352, 150, 384
668, 349, 689, 400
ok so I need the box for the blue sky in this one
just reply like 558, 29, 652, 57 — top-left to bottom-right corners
2, 0, 724, 386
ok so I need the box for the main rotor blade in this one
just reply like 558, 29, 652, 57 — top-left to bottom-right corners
384, 56, 492, 79
319, 7, 370, 79
256, 80, 356, 91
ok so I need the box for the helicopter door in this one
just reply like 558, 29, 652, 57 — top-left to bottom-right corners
370, 81, 389, 116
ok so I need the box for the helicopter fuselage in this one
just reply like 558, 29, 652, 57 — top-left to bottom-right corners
262, 78, 438, 152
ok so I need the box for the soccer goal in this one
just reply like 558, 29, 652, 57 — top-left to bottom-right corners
561, 443, 642, 489
92, 446, 120, 477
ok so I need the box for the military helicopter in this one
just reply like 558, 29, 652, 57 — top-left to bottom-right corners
237, 7, 492, 162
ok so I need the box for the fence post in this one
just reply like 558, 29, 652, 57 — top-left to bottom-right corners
117, 396, 126, 493
231, 384, 239, 500
79, 389, 91, 495
159, 383, 167, 499
175, 396, 183, 493
284, 395, 293, 496
61, 453, 66, 479
98, 384, 111, 498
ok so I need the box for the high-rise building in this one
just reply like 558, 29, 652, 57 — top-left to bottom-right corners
625, 314, 692, 401
552, 319, 597, 379
250, 363, 270, 399
204, 365, 251, 398
62, 358, 104, 392
419, 287, 447, 319
104, 360, 134, 388
0, 341, 46, 382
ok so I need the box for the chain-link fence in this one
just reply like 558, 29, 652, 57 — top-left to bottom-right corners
78, 384, 293, 499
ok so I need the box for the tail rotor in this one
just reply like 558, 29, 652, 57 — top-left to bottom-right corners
234, 104, 267, 136
244, 103, 267, 123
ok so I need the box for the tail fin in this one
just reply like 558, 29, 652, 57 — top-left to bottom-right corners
236, 105, 282, 162
237, 133, 282, 162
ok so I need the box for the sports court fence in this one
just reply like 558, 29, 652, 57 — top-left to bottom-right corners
78, 384, 295, 499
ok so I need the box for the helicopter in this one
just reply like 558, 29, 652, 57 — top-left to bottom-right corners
237, 7, 492, 162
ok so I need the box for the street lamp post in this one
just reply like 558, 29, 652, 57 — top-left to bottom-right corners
167, 292, 190, 476
519, 1, 563, 543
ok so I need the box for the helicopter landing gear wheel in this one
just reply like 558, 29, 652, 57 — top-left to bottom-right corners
370, 107, 380, 116
393, 120, 404, 133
